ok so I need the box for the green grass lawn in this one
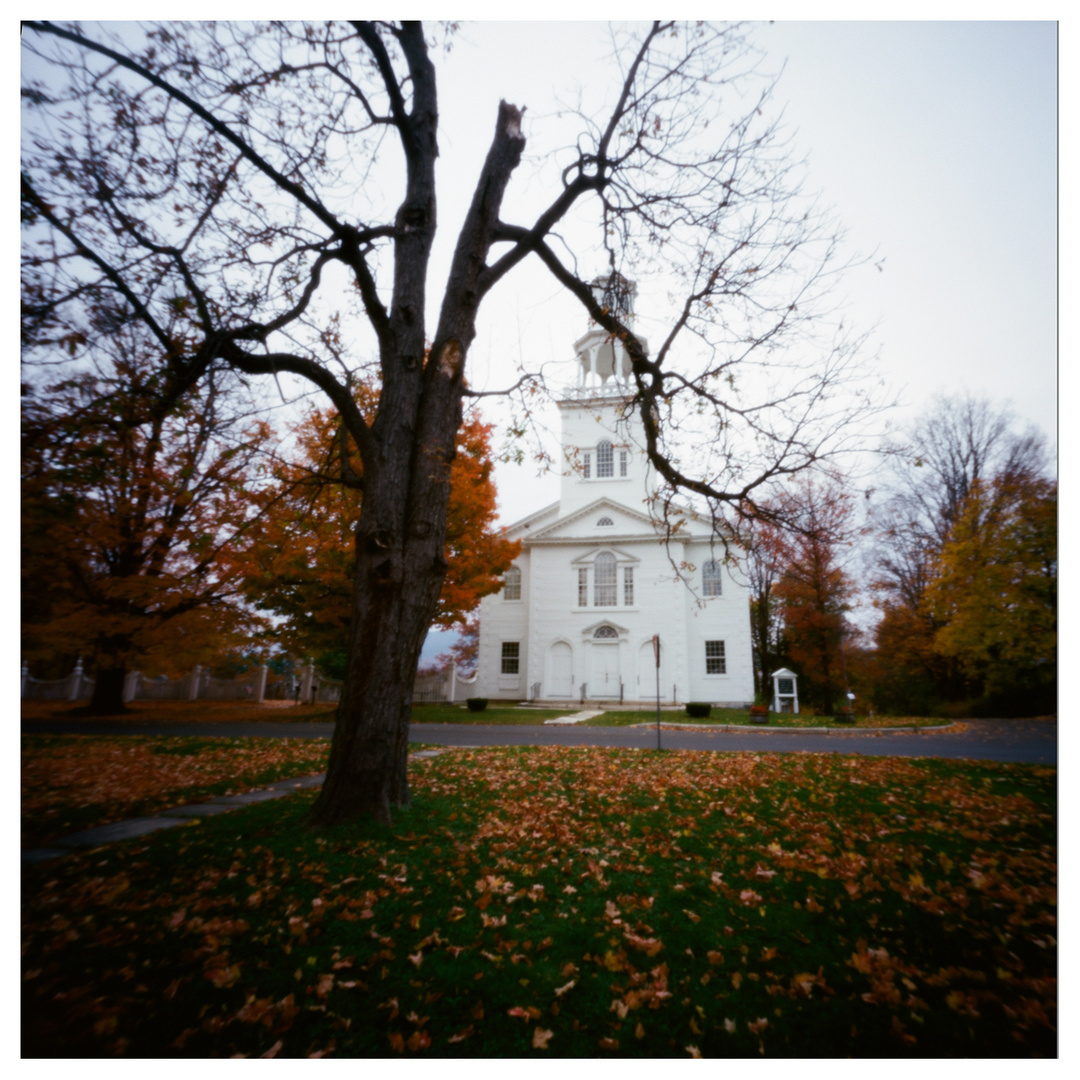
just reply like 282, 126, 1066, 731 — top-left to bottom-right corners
583, 709, 946, 729
410, 704, 948, 729
409, 704, 572, 725
24, 698, 960, 729
22, 746, 1056, 1058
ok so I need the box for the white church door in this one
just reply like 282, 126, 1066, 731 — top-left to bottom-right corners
637, 639, 666, 702
546, 642, 574, 699
588, 644, 621, 699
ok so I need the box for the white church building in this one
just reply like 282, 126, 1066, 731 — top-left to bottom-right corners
474, 276, 755, 705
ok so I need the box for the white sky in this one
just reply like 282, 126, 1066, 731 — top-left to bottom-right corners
417, 17, 1059, 529
415, 11, 1061, 661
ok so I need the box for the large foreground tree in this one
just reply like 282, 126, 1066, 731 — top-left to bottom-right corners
22, 21, 885, 823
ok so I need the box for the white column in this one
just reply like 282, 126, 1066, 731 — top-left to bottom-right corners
68, 658, 83, 701
299, 663, 314, 703
255, 665, 269, 703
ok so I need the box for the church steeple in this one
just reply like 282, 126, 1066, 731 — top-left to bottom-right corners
591, 271, 635, 326
556, 274, 656, 514
570, 273, 645, 397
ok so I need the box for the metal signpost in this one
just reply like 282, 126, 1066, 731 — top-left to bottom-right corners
652, 634, 661, 751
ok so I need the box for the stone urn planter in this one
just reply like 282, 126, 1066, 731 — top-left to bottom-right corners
749, 704, 769, 723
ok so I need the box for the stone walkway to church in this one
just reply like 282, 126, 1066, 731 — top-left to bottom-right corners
542, 709, 605, 725
20, 748, 449, 866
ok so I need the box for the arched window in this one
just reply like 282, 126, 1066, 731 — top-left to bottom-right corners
597, 516, 614, 527
503, 566, 521, 600
594, 625, 618, 639
596, 439, 614, 478
594, 552, 617, 606
703, 560, 723, 597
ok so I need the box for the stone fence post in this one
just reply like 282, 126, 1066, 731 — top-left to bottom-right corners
67, 658, 84, 702
298, 663, 314, 704
255, 665, 269, 703
189, 665, 202, 700
123, 670, 139, 703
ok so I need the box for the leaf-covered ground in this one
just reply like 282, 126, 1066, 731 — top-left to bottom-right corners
22, 746, 1055, 1058
21, 735, 331, 848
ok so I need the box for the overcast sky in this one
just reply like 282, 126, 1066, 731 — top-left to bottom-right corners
416, 15, 1059, 660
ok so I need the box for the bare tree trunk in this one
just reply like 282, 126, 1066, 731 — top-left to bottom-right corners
308, 458, 452, 824
307, 96, 525, 827
83, 665, 128, 715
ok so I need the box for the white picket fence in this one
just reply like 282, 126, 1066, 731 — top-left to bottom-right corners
22, 658, 474, 705
414, 665, 478, 704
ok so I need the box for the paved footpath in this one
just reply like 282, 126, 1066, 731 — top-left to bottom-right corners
22, 717, 1054, 865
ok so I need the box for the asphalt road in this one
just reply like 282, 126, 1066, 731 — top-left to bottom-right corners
22, 717, 1056, 765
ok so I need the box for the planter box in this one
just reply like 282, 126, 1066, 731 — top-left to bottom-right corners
685, 702, 712, 719
749, 705, 769, 723
466, 698, 488, 712
832, 711, 855, 724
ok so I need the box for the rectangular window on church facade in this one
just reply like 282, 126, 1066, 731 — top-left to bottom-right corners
597, 441, 614, 477
619, 450, 628, 477
594, 554, 617, 606
577, 568, 589, 606
501, 642, 520, 675
582, 452, 591, 479
705, 640, 726, 675
623, 567, 634, 606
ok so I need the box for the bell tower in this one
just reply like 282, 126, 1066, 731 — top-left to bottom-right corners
556, 274, 656, 514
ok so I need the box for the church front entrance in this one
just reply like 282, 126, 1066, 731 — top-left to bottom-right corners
587, 643, 621, 699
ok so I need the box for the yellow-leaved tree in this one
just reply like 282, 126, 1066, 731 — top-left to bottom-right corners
927, 471, 1056, 704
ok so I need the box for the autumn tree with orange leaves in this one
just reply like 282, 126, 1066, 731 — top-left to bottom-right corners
21, 326, 274, 714
741, 514, 789, 702
244, 402, 520, 670
771, 477, 858, 715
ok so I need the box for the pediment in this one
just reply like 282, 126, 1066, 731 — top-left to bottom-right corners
526, 497, 658, 542
569, 546, 640, 565
504, 500, 561, 539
